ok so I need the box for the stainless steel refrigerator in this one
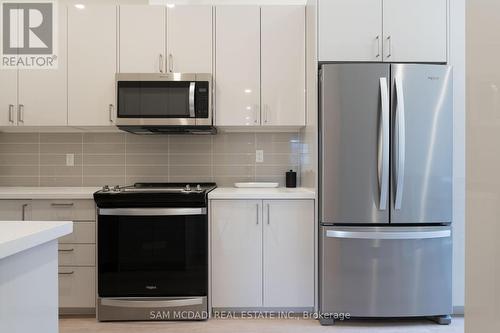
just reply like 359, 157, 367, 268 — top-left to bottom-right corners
319, 64, 453, 324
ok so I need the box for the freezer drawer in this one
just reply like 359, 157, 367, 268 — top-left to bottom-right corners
320, 226, 452, 317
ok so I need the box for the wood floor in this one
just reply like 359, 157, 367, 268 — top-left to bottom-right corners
60, 316, 464, 333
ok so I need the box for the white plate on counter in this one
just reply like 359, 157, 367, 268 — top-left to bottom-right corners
234, 182, 279, 188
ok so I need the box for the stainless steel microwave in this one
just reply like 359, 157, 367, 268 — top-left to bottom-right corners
115, 73, 213, 133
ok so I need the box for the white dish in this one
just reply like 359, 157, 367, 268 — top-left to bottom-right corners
234, 182, 279, 188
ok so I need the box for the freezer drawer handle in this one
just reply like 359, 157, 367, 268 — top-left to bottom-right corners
326, 229, 451, 240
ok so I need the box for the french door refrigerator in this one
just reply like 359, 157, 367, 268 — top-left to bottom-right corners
319, 63, 453, 323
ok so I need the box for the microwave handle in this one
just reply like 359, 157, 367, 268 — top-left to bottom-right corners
189, 82, 195, 118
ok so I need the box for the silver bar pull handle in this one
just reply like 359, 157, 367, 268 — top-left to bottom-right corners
18, 104, 24, 123
378, 77, 389, 210
159, 54, 163, 73
394, 76, 406, 210
109, 104, 114, 123
51, 202, 75, 207
256, 204, 259, 225
8, 104, 15, 123
169, 53, 173, 73
267, 203, 270, 225
58, 248, 75, 252
386, 36, 392, 58
21, 203, 28, 221
375, 35, 380, 58
188, 82, 195, 118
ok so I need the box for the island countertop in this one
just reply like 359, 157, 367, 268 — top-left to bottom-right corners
0, 221, 73, 260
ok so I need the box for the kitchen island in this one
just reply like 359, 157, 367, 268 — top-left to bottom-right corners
0, 221, 73, 333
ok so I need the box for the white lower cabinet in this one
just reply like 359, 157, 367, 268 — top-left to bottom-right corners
211, 199, 314, 309
211, 200, 262, 307
59, 266, 96, 309
0, 200, 31, 221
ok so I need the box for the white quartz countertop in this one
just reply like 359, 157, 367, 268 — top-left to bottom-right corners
0, 221, 73, 260
0, 187, 99, 200
208, 187, 316, 199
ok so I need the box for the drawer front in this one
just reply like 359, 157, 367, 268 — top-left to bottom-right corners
59, 267, 96, 308
58, 244, 95, 266
31, 200, 96, 221
59, 221, 95, 244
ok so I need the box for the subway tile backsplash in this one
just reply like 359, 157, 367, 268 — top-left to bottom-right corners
0, 132, 300, 187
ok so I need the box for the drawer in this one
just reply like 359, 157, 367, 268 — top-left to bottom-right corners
31, 200, 96, 221
58, 244, 95, 266
59, 267, 96, 308
59, 221, 95, 244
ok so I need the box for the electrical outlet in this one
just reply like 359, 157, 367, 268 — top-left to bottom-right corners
256, 150, 264, 163
66, 153, 74, 166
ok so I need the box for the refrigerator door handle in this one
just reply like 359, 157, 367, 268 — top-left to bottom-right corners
394, 76, 406, 210
378, 77, 390, 210
325, 229, 451, 240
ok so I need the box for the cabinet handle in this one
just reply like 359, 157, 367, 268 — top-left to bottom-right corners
169, 54, 173, 73
159, 54, 164, 73
51, 202, 75, 207
254, 105, 259, 124
18, 104, 24, 123
8, 104, 15, 123
264, 104, 269, 124
375, 35, 380, 58
58, 248, 75, 252
21, 203, 28, 221
58, 271, 75, 275
256, 204, 259, 225
386, 36, 392, 58
267, 204, 270, 225
108, 104, 114, 123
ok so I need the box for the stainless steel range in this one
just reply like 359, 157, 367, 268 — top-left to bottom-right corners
94, 183, 216, 321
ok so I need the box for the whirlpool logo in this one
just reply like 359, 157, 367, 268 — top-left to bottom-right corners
1, 0, 58, 69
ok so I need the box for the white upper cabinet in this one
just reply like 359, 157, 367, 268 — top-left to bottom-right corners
215, 6, 261, 126
383, 0, 447, 63
18, 5, 67, 126
167, 5, 212, 73
261, 6, 305, 126
0, 70, 17, 127
118, 5, 166, 73
211, 200, 263, 308
68, 5, 116, 126
318, 0, 448, 63
319, 0, 382, 62
263, 200, 314, 307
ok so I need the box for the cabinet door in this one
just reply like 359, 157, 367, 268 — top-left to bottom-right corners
68, 5, 116, 126
263, 200, 314, 307
18, 5, 67, 126
318, 0, 382, 62
261, 6, 305, 126
0, 70, 17, 126
167, 5, 212, 73
211, 200, 262, 307
383, 0, 447, 62
0, 200, 31, 221
119, 5, 165, 73
215, 6, 260, 126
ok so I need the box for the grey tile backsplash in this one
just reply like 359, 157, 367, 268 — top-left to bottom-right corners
0, 132, 300, 187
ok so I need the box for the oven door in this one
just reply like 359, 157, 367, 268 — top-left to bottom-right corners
97, 208, 208, 298
116, 73, 212, 126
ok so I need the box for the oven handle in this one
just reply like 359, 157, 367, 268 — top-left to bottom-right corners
101, 297, 203, 308
98, 208, 207, 216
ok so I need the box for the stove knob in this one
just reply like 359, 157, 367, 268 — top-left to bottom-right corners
102, 185, 110, 192
112, 185, 121, 192
185, 184, 191, 192
196, 184, 202, 191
